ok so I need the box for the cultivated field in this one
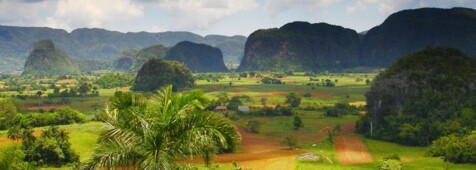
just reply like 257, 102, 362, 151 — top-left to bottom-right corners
0, 72, 475, 169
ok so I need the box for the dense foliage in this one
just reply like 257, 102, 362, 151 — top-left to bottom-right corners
357, 48, 476, 146
285, 92, 301, 107
362, 7, 476, 66
0, 144, 30, 170
2, 106, 86, 130
427, 131, 476, 163
323, 103, 359, 117
165, 41, 228, 72
132, 58, 194, 92
24, 126, 79, 167
22, 40, 80, 77
127, 45, 170, 72
95, 73, 134, 89
247, 106, 293, 116
261, 77, 283, 84
238, 21, 361, 71
85, 85, 240, 169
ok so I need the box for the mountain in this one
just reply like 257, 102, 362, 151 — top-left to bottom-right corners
132, 58, 194, 92
113, 45, 170, 72
164, 41, 228, 72
357, 48, 476, 146
361, 7, 476, 66
205, 35, 246, 65
237, 21, 361, 71
22, 40, 80, 76
0, 25, 246, 73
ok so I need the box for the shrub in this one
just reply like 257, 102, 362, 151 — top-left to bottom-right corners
246, 120, 261, 133
281, 135, 297, 149
377, 160, 403, 170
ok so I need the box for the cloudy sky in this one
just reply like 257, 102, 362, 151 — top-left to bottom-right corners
0, 0, 475, 36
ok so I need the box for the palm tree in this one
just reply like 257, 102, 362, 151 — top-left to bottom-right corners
86, 85, 240, 169
7, 126, 22, 141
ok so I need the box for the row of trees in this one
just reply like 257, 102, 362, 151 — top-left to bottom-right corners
3, 126, 79, 169
0, 99, 86, 130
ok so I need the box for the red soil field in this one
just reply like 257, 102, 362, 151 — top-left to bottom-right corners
335, 135, 373, 165
25, 104, 63, 111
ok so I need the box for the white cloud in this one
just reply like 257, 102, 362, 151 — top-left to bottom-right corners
265, 0, 342, 16
46, 0, 144, 31
347, 0, 476, 14
0, 0, 53, 26
155, 0, 258, 30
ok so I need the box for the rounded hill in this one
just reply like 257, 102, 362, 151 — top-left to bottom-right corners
357, 48, 476, 146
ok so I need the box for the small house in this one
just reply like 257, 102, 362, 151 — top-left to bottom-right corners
237, 106, 250, 112
214, 106, 227, 112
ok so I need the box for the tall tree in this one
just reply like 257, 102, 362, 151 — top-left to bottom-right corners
86, 85, 240, 169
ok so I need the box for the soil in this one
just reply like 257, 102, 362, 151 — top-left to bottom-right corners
25, 104, 63, 111
335, 135, 373, 165
181, 124, 306, 169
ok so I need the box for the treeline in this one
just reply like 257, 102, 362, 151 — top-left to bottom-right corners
0, 99, 86, 130
95, 73, 134, 89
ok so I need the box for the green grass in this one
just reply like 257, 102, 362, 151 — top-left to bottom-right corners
295, 136, 476, 170
236, 112, 359, 145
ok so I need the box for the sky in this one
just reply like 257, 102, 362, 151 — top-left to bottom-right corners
0, 0, 475, 36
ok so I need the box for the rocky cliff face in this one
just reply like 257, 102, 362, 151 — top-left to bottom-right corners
238, 22, 361, 71
165, 41, 228, 72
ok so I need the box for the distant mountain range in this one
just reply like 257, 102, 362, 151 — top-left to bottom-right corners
239, 7, 476, 71
3, 7, 476, 73
0, 26, 245, 72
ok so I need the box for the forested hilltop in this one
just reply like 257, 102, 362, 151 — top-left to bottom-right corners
165, 41, 228, 72
22, 40, 79, 76
239, 7, 476, 71
238, 22, 360, 71
357, 48, 476, 147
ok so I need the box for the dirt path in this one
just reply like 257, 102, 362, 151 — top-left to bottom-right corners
335, 135, 373, 165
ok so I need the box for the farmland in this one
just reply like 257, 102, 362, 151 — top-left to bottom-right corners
0, 72, 475, 169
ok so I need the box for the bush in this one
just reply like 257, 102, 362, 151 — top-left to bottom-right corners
384, 154, 401, 161
377, 160, 402, 170
261, 77, 282, 84
293, 116, 304, 130
427, 131, 476, 163
285, 92, 301, 108
323, 103, 358, 117
246, 120, 261, 133
281, 135, 297, 149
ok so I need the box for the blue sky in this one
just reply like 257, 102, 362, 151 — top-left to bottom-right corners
0, 0, 475, 36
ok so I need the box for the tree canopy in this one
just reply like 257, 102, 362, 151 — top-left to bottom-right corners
132, 58, 194, 92
86, 85, 240, 169
357, 48, 476, 146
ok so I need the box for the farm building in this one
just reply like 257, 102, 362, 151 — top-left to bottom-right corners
214, 106, 227, 112
238, 106, 250, 112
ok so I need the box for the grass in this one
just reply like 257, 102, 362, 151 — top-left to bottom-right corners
236, 111, 359, 145
2, 73, 475, 169
295, 136, 476, 170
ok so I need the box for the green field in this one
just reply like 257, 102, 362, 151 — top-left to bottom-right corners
0, 72, 475, 169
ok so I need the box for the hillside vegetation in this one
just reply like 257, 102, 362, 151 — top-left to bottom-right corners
240, 7, 476, 71
132, 58, 194, 92
165, 41, 228, 72
22, 40, 80, 77
238, 22, 360, 71
357, 48, 476, 146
